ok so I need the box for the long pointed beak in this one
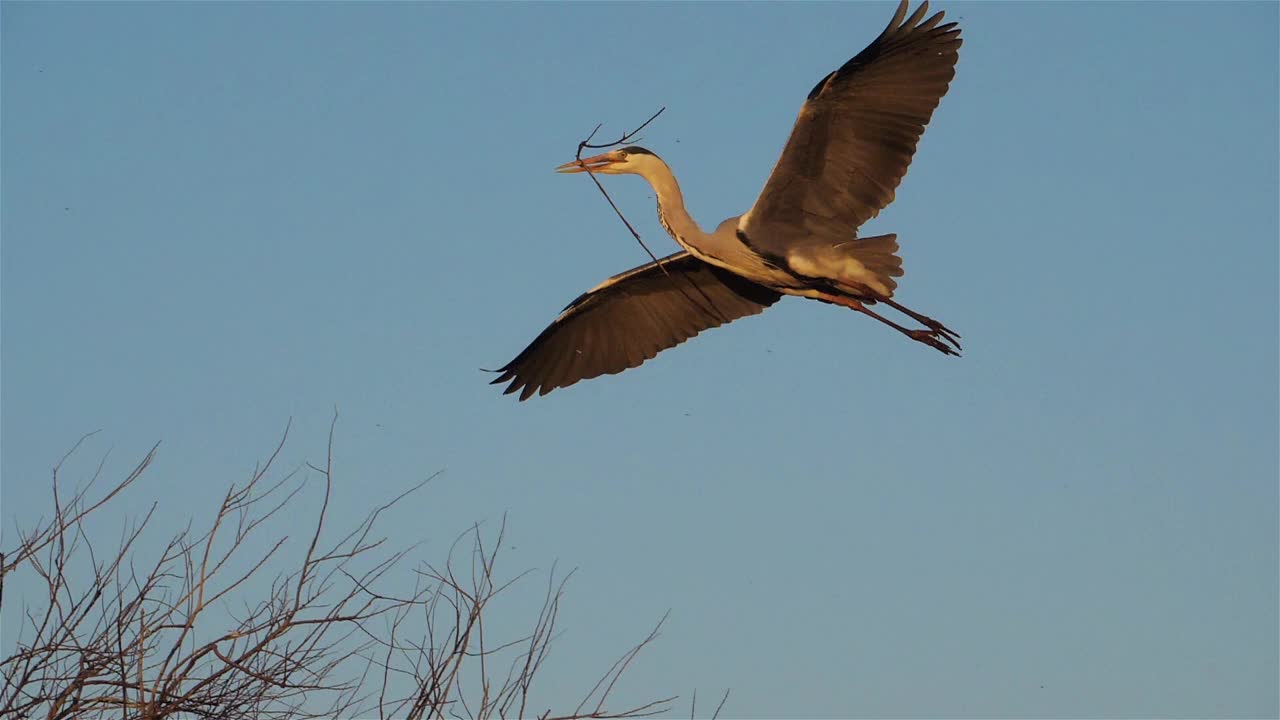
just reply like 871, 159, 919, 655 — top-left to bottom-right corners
556, 152, 614, 174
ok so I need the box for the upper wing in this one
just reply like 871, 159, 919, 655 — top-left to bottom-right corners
492, 252, 781, 401
739, 0, 961, 254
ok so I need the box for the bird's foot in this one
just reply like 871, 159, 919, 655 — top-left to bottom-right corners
915, 314, 962, 350
875, 296, 963, 351
909, 329, 961, 356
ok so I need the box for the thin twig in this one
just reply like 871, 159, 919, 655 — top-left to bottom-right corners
710, 688, 730, 720
572, 108, 670, 279
577, 107, 666, 152
568, 109, 733, 324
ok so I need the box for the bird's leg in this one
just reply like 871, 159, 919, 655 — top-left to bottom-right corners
872, 295, 962, 352
816, 293, 960, 356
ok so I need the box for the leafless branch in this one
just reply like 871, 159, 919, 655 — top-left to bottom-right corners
710, 688, 731, 720
2, 420, 679, 720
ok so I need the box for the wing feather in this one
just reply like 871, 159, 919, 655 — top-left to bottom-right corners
741, 0, 961, 255
492, 252, 781, 400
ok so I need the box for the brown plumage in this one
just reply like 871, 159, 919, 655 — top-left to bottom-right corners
743, 0, 962, 253
492, 253, 780, 401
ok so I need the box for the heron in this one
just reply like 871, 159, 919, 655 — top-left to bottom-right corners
493, 0, 962, 401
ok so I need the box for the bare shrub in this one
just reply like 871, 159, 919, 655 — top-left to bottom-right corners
1, 418, 682, 719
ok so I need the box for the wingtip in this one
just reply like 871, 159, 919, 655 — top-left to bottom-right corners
876, 1, 947, 49
885, 0, 911, 34
905, 1, 930, 28
496, 379, 527, 399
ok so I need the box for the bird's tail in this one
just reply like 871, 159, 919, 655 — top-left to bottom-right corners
832, 233, 903, 298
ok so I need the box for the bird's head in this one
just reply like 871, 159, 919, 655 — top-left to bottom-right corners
555, 146, 661, 176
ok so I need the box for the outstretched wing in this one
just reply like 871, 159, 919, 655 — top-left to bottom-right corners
492, 252, 781, 400
739, 0, 961, 255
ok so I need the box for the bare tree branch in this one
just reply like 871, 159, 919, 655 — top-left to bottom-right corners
2, 419, 681, 720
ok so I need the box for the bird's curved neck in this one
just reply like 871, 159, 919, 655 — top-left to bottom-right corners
637, 161, 702, 247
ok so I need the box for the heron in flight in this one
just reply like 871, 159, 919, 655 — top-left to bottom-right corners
493, 0, 962, 401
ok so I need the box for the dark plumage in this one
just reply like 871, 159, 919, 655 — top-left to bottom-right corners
492, 253, 780, 400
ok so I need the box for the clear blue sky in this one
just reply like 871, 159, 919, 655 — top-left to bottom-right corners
3, 1, 1276, 717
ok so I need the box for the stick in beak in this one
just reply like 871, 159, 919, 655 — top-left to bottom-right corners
556, 152, 616, 174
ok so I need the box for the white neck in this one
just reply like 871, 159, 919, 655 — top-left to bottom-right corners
633, 158, 703, 247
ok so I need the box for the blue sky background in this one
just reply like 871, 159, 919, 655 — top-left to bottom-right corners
3, 1, 1277, 717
